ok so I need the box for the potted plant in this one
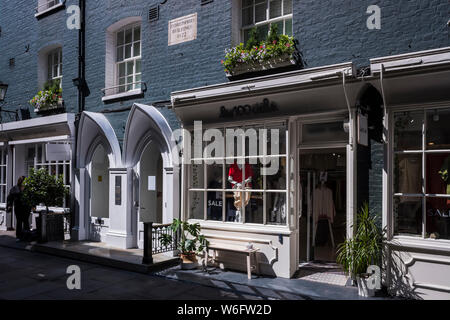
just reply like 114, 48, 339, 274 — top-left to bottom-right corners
22, 168, 70, 242
336, 203, 383, 297
222, 24, 303, 80
29, 79, 64, 116
160, 219, 209, 270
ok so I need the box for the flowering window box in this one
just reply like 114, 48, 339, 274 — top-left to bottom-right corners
30, 80, 65, 116
222, 30, 304, 81
34, 99, 65, 116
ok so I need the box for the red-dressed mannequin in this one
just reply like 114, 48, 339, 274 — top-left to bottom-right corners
228, 162, 253, 222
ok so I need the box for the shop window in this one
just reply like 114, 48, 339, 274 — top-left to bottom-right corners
241, 0, 293, 44
392, 108, 450, 240
0, 148, 7, 205
26, 143, 71, 210
187, 122, 288, 226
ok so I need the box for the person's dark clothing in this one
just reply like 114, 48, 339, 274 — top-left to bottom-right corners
7, 185, 31, 240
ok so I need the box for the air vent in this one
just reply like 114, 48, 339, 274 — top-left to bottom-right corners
148, 5, 159, 22
201, 0, 213, 4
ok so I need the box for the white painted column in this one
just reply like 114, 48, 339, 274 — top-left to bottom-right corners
347, 108, 358, 239
71, 167, 87, 240
106, 168, 133, 249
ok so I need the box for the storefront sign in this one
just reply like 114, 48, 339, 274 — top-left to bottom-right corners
358, 113, 368, 146
168, 13, 197, 46
219, 98, 278, 119
46, 143, 71, 161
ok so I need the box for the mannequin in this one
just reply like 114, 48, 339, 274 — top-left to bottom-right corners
228, 162, 253, 222
270, 165, 287, 224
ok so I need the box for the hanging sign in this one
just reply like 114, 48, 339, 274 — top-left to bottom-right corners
45, 143, 71, 161
358, 113, 369, 147
168, 13, 197, 46
148, 176, 156, 191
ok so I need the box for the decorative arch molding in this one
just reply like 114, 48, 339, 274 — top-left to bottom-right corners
77, 111, 122, 168
123, 103, 177, 169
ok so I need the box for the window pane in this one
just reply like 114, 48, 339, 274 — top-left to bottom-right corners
134, 74, 141, 89
134, 26, 141, 41
255, 1, 267, 23
207, 163, 223, 189
394, 111, 423, 151
269, 0, 282, 19
126, 61, 134, 76
394, 196, 422, 236
126, 76, 133, 91
190, 163, 204, 188
118, 63, 125, 77
242, 7, 253, 26
243, 0, 253, 7
272, 20, 283, 36
189, 191, 204, 220
426, 153, 450, 195
243, 29, 251, 44
246, 192, 263, 224
116, 47, 124, 62
285, 18, 293, 36
118, 78, 125, 93
225, 191, 242, 222
427, 109, 450, 150
125, 28, 133, 44
125, 44, 132, 59
267, 192, 286, 225
266, 157, 286, 190
394, 154, 422, 194
302, 122, 348, 144
117, 31, 124, 46
135, 60, 141, 74
207, 191, 223, 221
256, 24, 269, 41
133, 42, 141, 57
48, 54, 52, 79
426, 198, 450, 240
283, 0, 292, 15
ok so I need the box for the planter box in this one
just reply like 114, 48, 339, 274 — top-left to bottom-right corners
36, 212, 65, 243
226, 52, 303, 81
34, 99, 65, 116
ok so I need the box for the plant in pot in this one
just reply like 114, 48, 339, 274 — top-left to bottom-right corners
336, 202, 383, 297
160, 219, 209, 270
29, 79, 64, 115
22, 168, 70, 242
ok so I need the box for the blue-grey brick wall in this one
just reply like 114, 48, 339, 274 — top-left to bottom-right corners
0, 1, 448, 212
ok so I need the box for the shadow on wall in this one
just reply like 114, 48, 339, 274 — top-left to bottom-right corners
383, 241, 422, 300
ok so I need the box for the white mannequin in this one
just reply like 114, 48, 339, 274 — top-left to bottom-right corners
228, 163, 252, 223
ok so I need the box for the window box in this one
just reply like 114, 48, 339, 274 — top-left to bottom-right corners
34, 99, 65, 116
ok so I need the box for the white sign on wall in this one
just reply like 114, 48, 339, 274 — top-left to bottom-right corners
148, 176, 156, 191
46, 143, 71, 161
168, 13, 197, 46
358, 113, 369, 147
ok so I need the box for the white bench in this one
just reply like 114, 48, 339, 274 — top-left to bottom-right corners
205, 243, 260, 280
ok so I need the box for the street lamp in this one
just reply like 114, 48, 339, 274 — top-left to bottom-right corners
0, 82, 8, 102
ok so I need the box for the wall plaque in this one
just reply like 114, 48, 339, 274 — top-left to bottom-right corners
168, 13, 197, 46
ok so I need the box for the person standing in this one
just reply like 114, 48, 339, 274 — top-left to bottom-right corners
7, 176, 31, 241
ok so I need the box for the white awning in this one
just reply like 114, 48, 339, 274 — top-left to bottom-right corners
370, 47, 450, 107
171, 62, 365, 126
0, 113, 75, 143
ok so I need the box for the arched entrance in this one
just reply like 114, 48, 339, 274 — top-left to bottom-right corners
136, 143, 164, 248
88, 144, 110, 241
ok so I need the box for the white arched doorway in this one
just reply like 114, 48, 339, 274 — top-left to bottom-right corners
87, 143, 110, 241
123, 103, 180, 249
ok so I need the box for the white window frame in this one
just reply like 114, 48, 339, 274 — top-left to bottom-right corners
36, 0, 64, 14
186, 119, 289, 227
115, 23, 142, 94
26, 142, 71, 210
47, 48, 62, 86
0, 148, 8, 206
390, 104, 450, 242
241, 0, 293, 42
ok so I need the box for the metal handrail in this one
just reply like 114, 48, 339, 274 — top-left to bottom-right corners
101, 81, 147, 96
35, 0, 64, 13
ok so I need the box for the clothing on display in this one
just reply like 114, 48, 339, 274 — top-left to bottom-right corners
313, 184, 336, 225
398, 157, 421, 195
228, 163, 254, 185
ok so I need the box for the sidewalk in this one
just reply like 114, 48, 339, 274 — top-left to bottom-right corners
0, 231, 179, 274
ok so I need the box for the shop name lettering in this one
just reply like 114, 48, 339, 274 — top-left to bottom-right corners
427, 209, 450, 218
219, 99, 278, 118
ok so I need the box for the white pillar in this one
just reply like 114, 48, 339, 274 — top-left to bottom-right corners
105, 168, 133, 249
71, 167, 87, 240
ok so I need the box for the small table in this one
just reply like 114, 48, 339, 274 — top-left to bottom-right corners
206, 243, 260, 280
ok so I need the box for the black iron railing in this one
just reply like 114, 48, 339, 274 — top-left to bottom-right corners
142, 222, 177, 264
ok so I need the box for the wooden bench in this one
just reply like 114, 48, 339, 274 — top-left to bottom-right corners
205, 243, 260, 280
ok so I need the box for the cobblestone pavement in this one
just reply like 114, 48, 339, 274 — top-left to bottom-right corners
0, 246, 266, 300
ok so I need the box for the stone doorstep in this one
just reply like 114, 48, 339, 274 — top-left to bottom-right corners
0, 235, 180, 275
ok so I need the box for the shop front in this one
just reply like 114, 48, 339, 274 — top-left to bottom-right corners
171, 62, 367, 278
369, 47, 450, 299
0, 113, 75, 232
